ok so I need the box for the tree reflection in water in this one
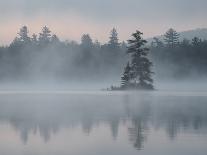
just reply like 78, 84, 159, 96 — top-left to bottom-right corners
0, 93, 206, 150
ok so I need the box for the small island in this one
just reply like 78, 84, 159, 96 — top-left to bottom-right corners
111, 30, 154, 91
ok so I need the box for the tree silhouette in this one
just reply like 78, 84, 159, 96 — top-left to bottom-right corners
123, 30, 154, 90
17, 26, 30, 43
192, 37, 202, 47
39, 26, 52, 45
108, 28, 120, 49
80, 34, 94, 67
31, 34, 38, 43
81, 34, 93, 48
164, 28, 179, 48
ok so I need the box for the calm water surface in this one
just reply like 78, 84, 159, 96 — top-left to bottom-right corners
0, 91, 207, 155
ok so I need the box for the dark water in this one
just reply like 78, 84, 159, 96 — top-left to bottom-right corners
0, 91, 207, 155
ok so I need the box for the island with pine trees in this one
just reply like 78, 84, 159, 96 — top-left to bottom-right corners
111, 30, 154, 91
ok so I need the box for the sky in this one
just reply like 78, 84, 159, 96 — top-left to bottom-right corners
0, 0, 207, 45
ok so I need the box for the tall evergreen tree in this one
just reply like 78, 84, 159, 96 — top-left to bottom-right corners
80, 34, 94, 66
31, 34, 38, 45
39, 26, 52, 44
17, 26, 30, 43
81, 34, 93, 48
125, 30, 154, 90
192, 37, 201, 47
106, 28, 121, 65
31, 34, 37, 42
108, 28, 120, 49
164, 28, 179, 48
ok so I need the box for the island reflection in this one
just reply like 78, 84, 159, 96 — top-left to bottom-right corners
0, 92, 207, 150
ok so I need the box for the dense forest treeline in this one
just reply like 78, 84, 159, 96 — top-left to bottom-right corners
0, 26, 127, 82
0, 26, 207, 83
151, 28, 207, 79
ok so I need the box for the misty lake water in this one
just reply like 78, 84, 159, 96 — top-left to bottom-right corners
0, 91, 207, 155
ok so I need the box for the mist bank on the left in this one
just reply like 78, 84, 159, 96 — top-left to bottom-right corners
0, 26, 127, 84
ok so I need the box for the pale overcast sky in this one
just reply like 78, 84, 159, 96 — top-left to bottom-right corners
0, 0, 207, 44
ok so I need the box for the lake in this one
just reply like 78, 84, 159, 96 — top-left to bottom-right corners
0, 91, 207, 155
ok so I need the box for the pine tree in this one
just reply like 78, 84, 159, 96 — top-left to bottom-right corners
80, 34, 94, 66
164, 28, 179, 48
106, 28, 121, 65
39, 26, 52, 44
121, 62, 131, 89
81, 34, 93, 48
17, 26, 30, 43
31, 34, 38, 44
108, 28, 120, 49
192, 37, 201, 47
126, 30, 154, 90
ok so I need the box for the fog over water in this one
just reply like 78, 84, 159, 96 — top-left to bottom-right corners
0, 0, 207, 155
0, 91, 206, 155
